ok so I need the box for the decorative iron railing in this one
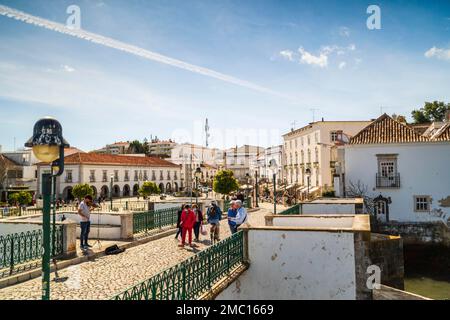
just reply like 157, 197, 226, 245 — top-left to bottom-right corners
279, 204, 301, 215
113, 231, 244, 300
0, 225, 63, 278
133, 207, 179, 234
376, 173, 400, 189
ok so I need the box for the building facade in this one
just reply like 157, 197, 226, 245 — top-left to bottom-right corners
169, 143, 224, 191
224, 145, 265, 183
148, 139, 177, 158
36, 153, 181, 201
344, 114, 450, 223
282, 120, 371, 193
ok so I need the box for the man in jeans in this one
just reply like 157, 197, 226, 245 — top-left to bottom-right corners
77, 195, 97, 250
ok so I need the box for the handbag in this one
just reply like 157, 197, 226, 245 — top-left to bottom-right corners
201, 223, 208, 236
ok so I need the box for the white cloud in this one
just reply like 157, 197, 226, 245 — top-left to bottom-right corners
279, 50, 294, 61
298, 47, 328, 68
339, 27, 350, 37
424, 47, 450, 61
62, 65, 75, 72
279, 44, 357, 69
338, 62, 347, 70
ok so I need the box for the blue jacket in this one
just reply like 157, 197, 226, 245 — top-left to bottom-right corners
207, 205, 222, 224
227, 208, 237, 226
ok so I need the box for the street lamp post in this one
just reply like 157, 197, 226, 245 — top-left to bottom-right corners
269, 159, 277, 214
25, 117, 69, 300
194, 167, 202, 205
110, 174, 114, 211
254, 170, 259, 208
305, 168, 311, 200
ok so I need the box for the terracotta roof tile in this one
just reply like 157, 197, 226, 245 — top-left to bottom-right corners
431, 123, 450, 142
39, 152, 179, 167
350, 114, 430, 144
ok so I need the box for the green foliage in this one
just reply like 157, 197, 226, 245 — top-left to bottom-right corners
322, 189, 335, 198
213, 170, 239, 195
8, 191, 33, 205
139, 181, 160, 197
71, 184, 94, 200
411, 101, 449, 124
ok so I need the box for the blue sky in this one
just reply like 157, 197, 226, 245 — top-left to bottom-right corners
0, 0, 449, 152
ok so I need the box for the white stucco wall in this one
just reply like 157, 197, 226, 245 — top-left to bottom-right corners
345, 142, 450, 223
216, 229, 356, 300
272, 216, 355, 229
302, 203, 356, 214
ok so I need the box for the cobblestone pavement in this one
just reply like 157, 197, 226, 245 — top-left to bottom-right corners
0, 207, 269, 300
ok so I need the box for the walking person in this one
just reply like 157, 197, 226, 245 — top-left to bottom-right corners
207, 201, 222, 245
192, 204, 203, 242
227, 200, 238, 234
77, 195, 98, 250
174, 204, 185, 240
228, 200, 247, 234
179, 205, 196, 248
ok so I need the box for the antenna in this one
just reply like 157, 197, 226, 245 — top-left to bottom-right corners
13, 137, 16, 151
310, 108, 319, 122
290, 120, 297, 131
205, 118, 210, 148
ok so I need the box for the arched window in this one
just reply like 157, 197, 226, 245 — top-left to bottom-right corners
307, 149, 311, 163
301, 151, 304, 163
315, 147, 319, 162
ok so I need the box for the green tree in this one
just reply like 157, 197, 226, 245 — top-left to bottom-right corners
128, 140, 145, 154
139, 181, 160, 198
391, 114, 407, 123
71, 184, 94, 201
411, 101, 450, 124
9, 191, 32, 206
213, 170, 239, 196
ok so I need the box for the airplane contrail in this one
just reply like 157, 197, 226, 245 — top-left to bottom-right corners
0, 4, 288, 98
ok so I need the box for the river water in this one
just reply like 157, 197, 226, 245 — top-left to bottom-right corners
404, 276, 450, 300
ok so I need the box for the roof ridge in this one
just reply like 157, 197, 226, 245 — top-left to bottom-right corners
350, 114, 430, 144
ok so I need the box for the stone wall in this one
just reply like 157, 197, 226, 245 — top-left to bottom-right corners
369, 234, 404, 289
375, 221, 450, 247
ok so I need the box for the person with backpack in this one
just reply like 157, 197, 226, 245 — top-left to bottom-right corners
207, 201, 222, 245
179, 204, 196, 248
228, 200, 247, 234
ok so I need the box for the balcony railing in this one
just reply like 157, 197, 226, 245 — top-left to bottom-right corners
376, 173, 400, 188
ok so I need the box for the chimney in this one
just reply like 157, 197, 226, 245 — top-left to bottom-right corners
322, 117, 324, 122
445, 109, 450, 123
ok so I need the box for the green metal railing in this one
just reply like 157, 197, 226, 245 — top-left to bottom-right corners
133, 207, 179, 234
279, 204, 301, 215
0, 225, 63, 277
113, 231, 244, 300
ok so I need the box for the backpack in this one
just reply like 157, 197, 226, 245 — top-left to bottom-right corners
105, 244, 125, 255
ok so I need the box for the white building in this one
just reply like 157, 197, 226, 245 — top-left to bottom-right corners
224, 145, 265, 183
344, 114, 450, 223
37, 153, 181, 201
93, 141, 130, 155
282, 120, 371, 195
251, 145, 284, 183
169, 143, 224, 191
